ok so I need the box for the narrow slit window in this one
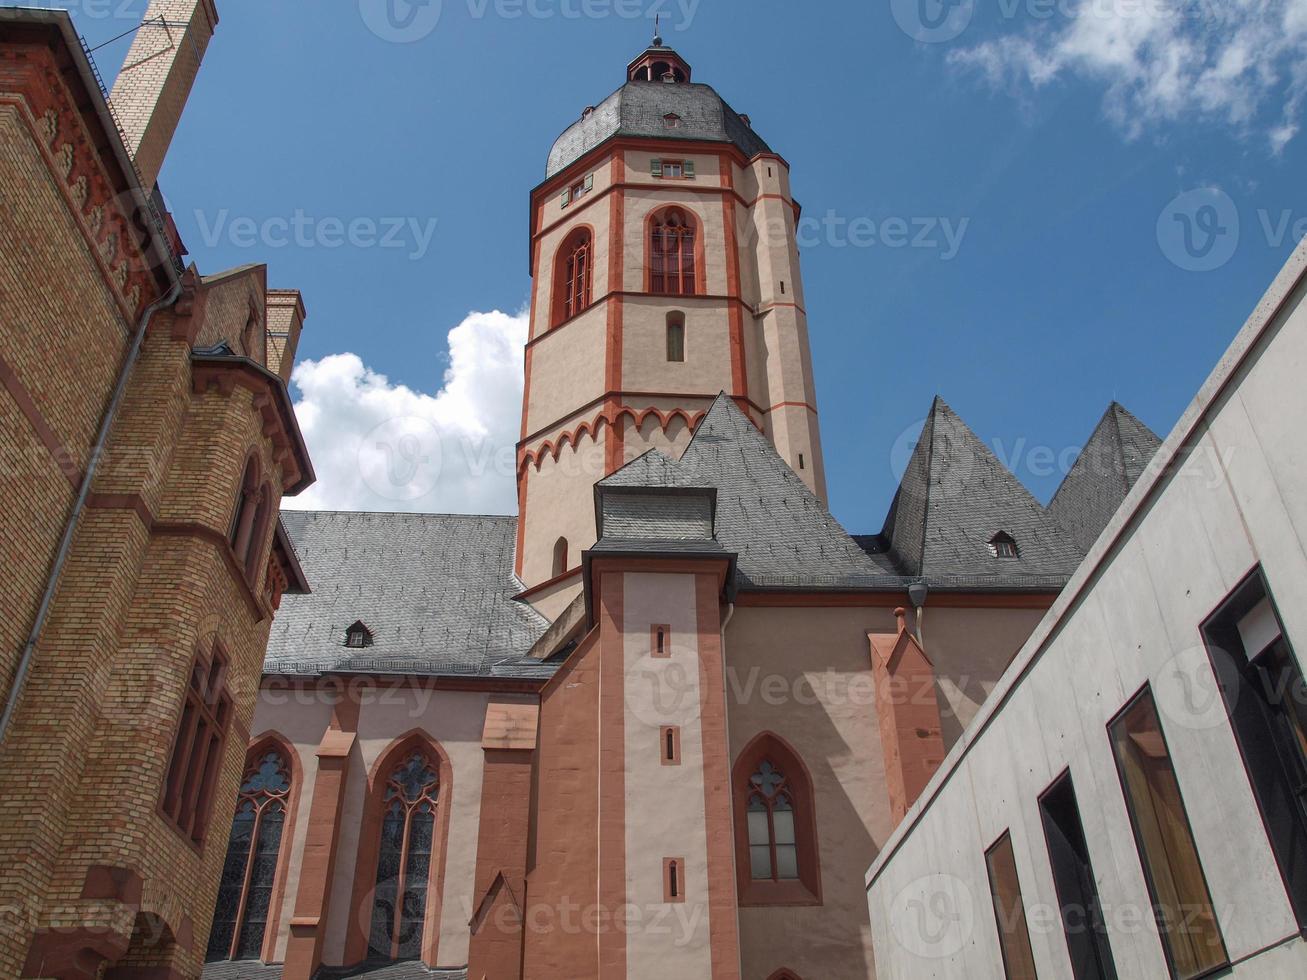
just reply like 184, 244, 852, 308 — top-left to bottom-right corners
664, 858, 684, 902
1110, 689, 1227, 978
661, 726, 681, 765
780, 280, 786, 295
666, 313, 685, 362
985, 831, 1038, 980
1039, 771, 1118, 980
652, 625, 670, 658
798, 453, 805, 471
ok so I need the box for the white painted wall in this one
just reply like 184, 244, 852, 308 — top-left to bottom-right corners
866, 240, 1307, 979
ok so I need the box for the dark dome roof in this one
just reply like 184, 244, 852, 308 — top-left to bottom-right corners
546, 80, 771, 178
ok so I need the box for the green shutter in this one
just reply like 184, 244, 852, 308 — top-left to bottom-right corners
684, 159, 696, 178
561, 188, 570, 208
651, 158, 663, 177
584, 173, 594, 192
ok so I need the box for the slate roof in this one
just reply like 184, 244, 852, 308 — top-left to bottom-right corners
547, 72, 771, 178
1047, 401, 1162, 553
597, 394, 903, 590
877, 397, 1085, 588
265, 512, 549, 676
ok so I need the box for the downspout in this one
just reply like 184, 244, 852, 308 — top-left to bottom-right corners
0, 279, 182, 744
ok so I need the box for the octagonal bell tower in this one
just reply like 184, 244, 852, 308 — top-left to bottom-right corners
516, 35, 825, 612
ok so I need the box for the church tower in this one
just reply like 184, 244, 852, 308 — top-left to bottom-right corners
517, 34, 826, 603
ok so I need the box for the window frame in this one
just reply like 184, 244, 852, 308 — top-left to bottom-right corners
1200, 566, 1307, 931
160, 639, 234, 848
205, 737, 299, 964
1106, 685, 1229, 980
666, 312, 686, 362
731, 732, 822, 906
551, 227, 595, 328
985, 830, 1038, 980
344, 732, 454, 966
647, 207, 700, 297
1037, 769, 1118, 980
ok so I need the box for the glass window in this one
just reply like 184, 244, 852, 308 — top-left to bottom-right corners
206, 749, 291, 961
985, 831, 1038, 980
1109, 688, 1227, 979
666, 315, 685, 362
369, 751, 440, 960
650, 210, 696, 296
747, 761, 800, 881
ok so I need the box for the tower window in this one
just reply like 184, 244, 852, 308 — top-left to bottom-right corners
664, 858, 685, 902
552, 537, 569, 578
798, 453, 805, 471
345, 620, 374, 649
649, 208, 697, 296
666, 312, 685, 362
651, 158, 695, 179
661, 726, 681, 765
560, 172, 593, 208
651, 625, 671, 658
552, 229, 593, 327
989, 532, 1018, 559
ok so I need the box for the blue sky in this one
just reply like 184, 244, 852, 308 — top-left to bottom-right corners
48, 0, 1307, 531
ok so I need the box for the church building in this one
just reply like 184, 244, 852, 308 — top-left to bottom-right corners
0, 3, 1165, 978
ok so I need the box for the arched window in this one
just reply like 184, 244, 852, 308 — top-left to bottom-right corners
666, 312, 686, 362
553, 227, 593, 326
207, 747, 292, 962
989, 531, 1018, 559
732, 733, 821, 905
230, 456, 261, 560
245, 484, 274, 578
552, 537, 569, 578
649, 209, 697, 296
368, 751, 441, 960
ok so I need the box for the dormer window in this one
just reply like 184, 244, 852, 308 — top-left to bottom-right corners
989, 532, 1018, 559
345, 620, 374, 649
663, 113, 681, 128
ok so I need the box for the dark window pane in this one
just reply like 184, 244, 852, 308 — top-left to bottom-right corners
205, 802, 256, 961
1040, 773, 1117, 980
234, 803, 286, 959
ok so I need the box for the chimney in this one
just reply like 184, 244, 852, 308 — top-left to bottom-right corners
264, 290, 306, 384
109, 0, 219, 189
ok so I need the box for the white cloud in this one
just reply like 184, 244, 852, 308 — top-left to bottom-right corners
949, 0, 1307, 150
285, 309, 527, 515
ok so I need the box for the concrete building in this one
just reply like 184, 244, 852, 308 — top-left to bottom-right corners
865, 235, 1307, 977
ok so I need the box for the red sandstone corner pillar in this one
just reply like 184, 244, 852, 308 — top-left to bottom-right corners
868, 608, 946, 825
467, 697, 539, 980
281, 726, 355, 980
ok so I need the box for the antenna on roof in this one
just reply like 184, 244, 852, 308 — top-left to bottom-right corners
653, 14, 663, 46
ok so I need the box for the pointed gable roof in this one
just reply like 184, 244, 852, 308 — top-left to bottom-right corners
880, 397, 1083, 585
1047, 402, 1162, 553
597, 394, 900, 589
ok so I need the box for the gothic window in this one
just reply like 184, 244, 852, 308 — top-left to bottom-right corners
368, 752, 441, 960
747, 761, 799, 881
553, 228, 593, 326
666, 312, 686, 362
207, 748, 292, 962
989, 531, 1018, 559
733, 734, 821, 905
162, 640, 233, 845
649, 208, 697, 296
230, 456, 260, 559
245, 484, 274, 579
552, 537, 569, 578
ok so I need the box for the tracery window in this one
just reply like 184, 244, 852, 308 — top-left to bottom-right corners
747, 760, 799, 881
369, 752, 441, 960
732, 734, 821, 905
206, 749, 292, 961
650, 208, 697, 296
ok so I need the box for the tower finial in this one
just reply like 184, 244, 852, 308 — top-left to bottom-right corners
653, 14, 662, 47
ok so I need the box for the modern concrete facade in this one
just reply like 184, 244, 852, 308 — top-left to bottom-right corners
866, 238, 1307, 978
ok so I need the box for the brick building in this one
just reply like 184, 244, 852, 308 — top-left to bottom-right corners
2, 4, 1171, 979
